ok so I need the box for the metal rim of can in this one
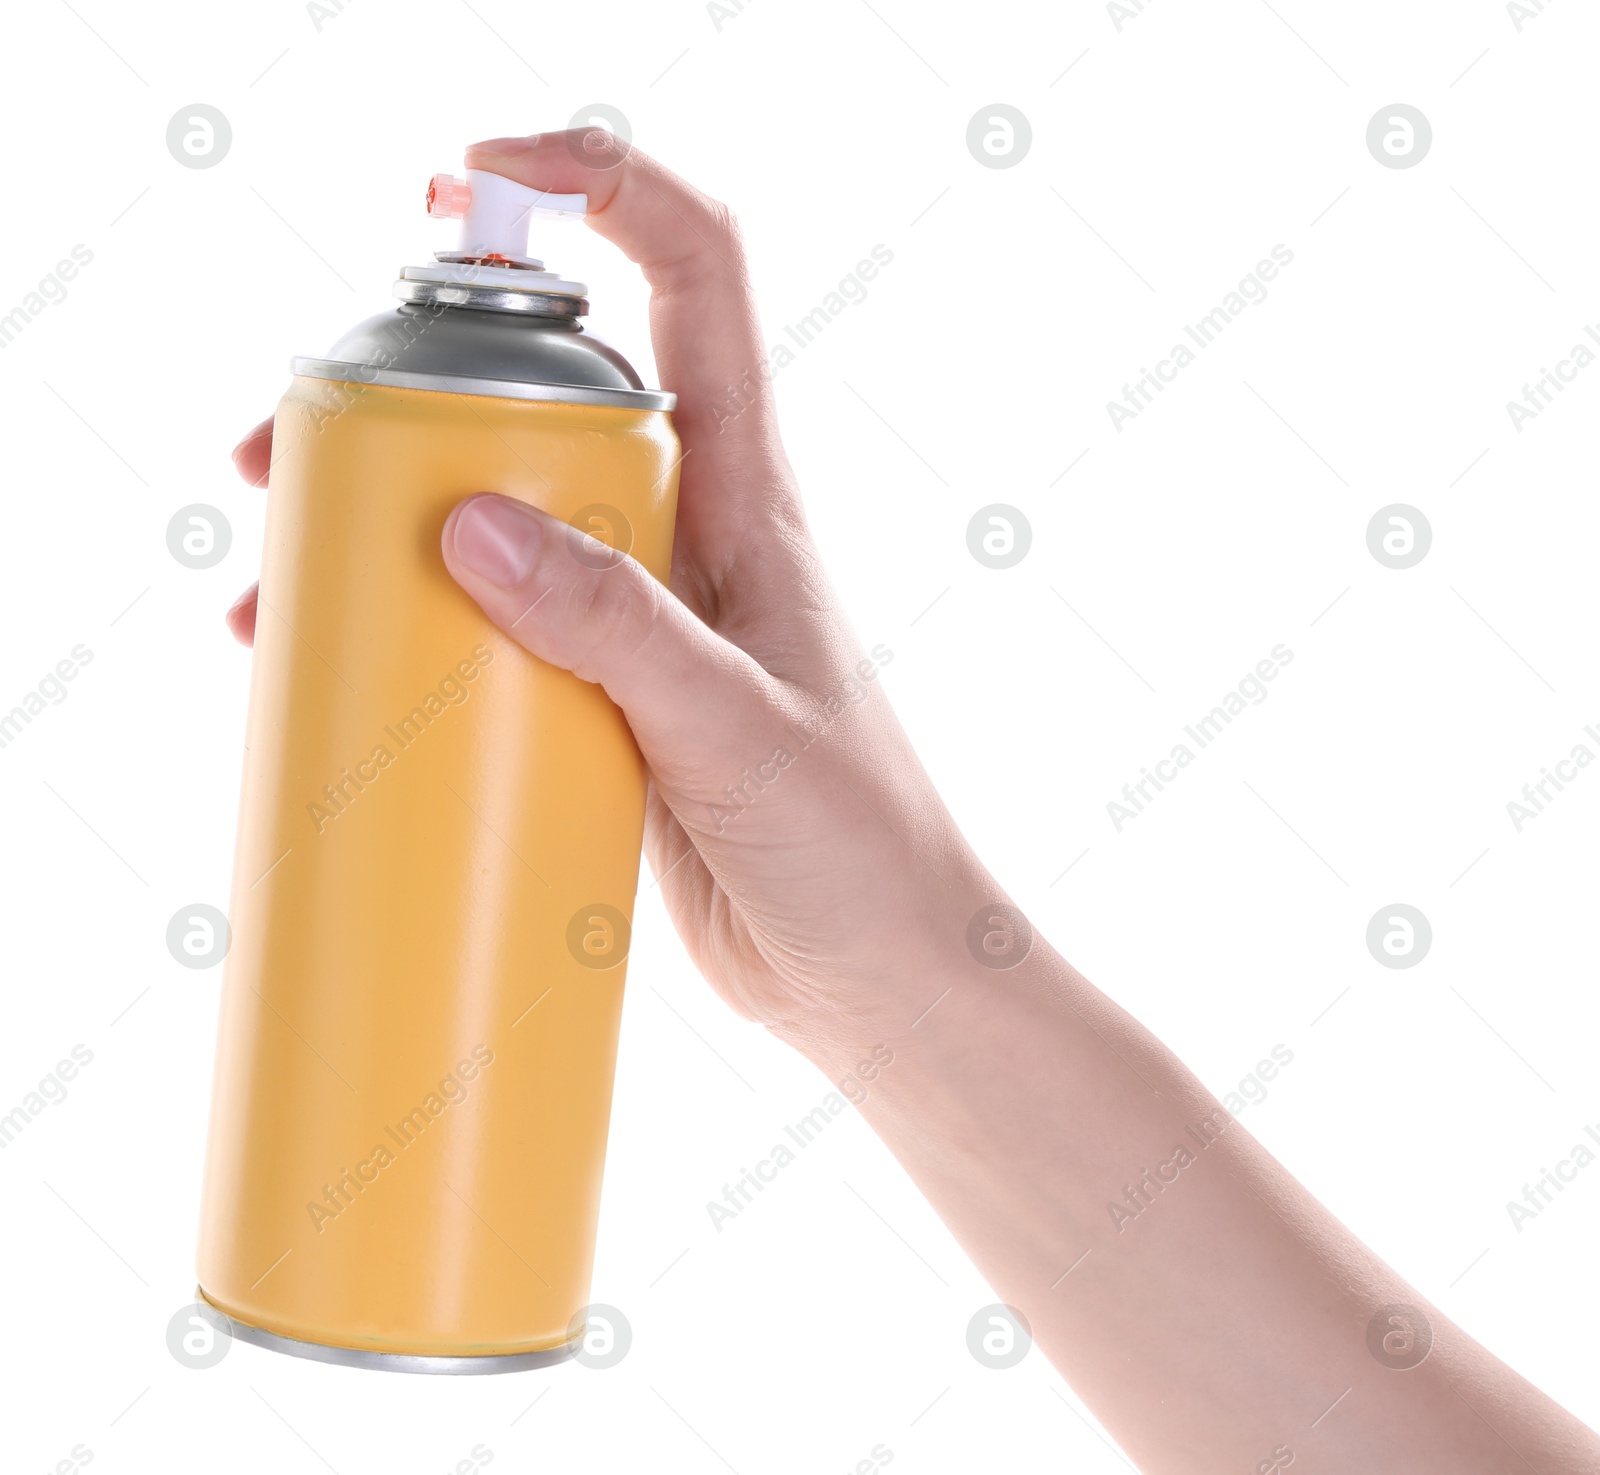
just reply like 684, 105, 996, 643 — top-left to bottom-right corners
192, 1288, 583, 1375
289, 357, 677, 412
393, 278, 589, 319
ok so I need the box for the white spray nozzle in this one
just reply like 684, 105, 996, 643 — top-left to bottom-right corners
427, 169, 586, 264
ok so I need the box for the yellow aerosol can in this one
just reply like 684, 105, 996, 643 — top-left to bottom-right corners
195, 167, 679, 1371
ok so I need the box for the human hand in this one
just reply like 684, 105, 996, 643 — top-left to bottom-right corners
223, 131, 1600, 1475
227, 129, 997, 1048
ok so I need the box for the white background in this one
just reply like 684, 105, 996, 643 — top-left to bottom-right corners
3, 0, 1598, 1470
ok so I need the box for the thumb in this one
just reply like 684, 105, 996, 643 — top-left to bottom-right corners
440, 493, 770, 768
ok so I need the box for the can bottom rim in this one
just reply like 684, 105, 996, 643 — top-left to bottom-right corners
193, 1287, 582, 1375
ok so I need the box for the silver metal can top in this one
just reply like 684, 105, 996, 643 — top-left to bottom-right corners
292, 258, 674, 412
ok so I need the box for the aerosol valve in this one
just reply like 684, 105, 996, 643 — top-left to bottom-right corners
426, 169, 586, 268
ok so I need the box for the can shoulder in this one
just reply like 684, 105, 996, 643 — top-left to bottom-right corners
321, 307, 647, 393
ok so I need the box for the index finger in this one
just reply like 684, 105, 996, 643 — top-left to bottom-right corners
464, 132, 787, 509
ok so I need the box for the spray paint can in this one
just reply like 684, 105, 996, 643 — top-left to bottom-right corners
195, 167, 680, 1372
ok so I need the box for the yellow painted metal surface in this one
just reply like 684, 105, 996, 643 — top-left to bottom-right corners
197, 376, 679, 1356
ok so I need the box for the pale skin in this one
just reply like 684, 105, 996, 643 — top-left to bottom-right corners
224, 130, 1599, 1471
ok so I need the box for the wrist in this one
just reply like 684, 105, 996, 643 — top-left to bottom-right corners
764, 850, 1031, 1074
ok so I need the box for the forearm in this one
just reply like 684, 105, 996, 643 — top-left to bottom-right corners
775, 863, 1599, 1474
420, 131, 1595, 1472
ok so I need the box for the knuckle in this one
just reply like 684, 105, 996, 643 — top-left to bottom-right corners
643, 183, 750, 288
706, 197, 740, 244
698, 195, 748, 268
570, 555, 662, 672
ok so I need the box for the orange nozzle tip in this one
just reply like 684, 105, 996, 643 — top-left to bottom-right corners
427, 173, 471, 219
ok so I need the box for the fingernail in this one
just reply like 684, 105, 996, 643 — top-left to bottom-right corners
466, 135, 540, 156
451, 497, 541, 588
